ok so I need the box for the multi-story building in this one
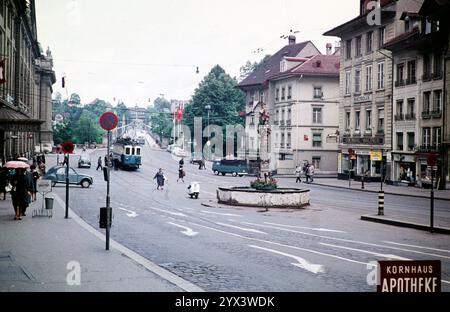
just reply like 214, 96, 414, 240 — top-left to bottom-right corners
0, 0, 55, 161
268, 54, 340, 174
238, 37, 321, 169
324, 0, 423, 182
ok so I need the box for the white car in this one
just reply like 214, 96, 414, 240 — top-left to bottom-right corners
172, 147, 190, 158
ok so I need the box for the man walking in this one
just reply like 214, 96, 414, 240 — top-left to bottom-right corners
308, 163, 315, 183
295, 165, 302, 183
96, 156, 103, 171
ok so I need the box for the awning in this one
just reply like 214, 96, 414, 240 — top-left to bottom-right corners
0, 106, 43, 132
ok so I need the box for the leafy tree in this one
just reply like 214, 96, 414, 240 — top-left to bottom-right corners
72, 110, 105, 144
52, 122, 73, 145
239, 54, 271, 81
69, 93, 81, 106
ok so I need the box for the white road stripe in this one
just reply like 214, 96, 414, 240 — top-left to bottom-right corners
202, 211, 242, 217
215, 222, 267, 234
52, 193, 204, 292
383, 241, 450, 253
264, 222, 346, 233
249, 245, 325, 274
320, 243, 411, 260
240, 221, 450, 260
168, 222, 199, 237
186, 221, 375, 267
147, 206, 186, 217
118, 208, 138, 218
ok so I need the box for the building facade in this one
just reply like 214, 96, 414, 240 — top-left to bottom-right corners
324, 0, 424, 182
0, 0, 55, 162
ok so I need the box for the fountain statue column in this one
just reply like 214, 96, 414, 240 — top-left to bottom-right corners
258, 104, 271, 182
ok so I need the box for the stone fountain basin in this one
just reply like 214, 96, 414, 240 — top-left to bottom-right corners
217, 187, 310, 208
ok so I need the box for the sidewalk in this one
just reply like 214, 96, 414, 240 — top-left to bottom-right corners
276, 176, 450, 201
0, 192, 196, 292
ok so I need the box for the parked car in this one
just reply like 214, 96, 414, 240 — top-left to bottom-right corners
44, 166, 94, 188
189, 152, 203, 165
212, 159, 249, 177
78, 155, 91, 168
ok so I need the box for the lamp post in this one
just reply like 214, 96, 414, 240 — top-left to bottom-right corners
205, 105, 211, 158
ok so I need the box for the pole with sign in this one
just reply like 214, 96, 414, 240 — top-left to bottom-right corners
60, 142, 74, 219
100, 112, 118, 251
427, 153, 438, 233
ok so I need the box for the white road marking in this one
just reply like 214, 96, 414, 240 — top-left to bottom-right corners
168, 222, 199, 237
319, 243, 411, 260
249, 245, 325, 274
118, 208, 138, 218
239, 221, 450, 260
202, 211, 242, 217
264, 222, 346, 233
383, 241, 450, 253
442, 280, 450, 285
215, 222, 267, 234
147, 206, 186, 217
186, 221, 375, 267
52, 193, 204, 292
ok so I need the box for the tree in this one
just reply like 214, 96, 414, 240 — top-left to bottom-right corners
72, 110, 105, 144
153, 97, 171, 112
239, 55, 271, 82
69, 93, 81, 106
148, 98, 173, 141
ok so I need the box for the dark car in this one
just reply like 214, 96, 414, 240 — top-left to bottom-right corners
44, 166, 94, 188
78, 155, 91, 168
212, 159, 249, 177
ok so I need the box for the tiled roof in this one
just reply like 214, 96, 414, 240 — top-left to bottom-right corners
383, 27, 420, 48
273, 55, 340, 79
238, 41, 315, 88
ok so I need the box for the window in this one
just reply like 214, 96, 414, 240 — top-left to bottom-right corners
281, 109, 285, 121
287, 86, 292, 99
355, 111, 360, 130
366, 31, 373, 53
378, 109, 385, 131
407, 98, 415, 119
312, 133, 322, 147
377, 62, 385, 89
259, 90, 264, 103
125, 147, 131, 155
281, 87, 285, 100
434, 52, 442, 77
423, 54, 432, 79
313, 86, 322, 99
275, 88, 279, 101
396, 63, 404, 85
276, 109, 279, 121
365, 65, 372, 91
345, 71, 351, 95
313, 107, 322, 124
136, 148, 141, 156
356, 36, 362, 57
405, 18, 411, 32
422, 127, 430, 148
281, 133, 285, 147
312, 157, 321, 170
346, 39, 352, 59
407, 60, 416, 84
366, 110, 372, 129
397, 132, 404, 151
423, 91, 431, 113
396, 100, 403, 117
345, 111, 351, 130
354, 69, 361, 94
287, 132, 291, 148
287, 108, 292, 121
407, 132, 415, 151
378, 27, 386, 48
433, 90, 442, 113
433, 127, 441, 148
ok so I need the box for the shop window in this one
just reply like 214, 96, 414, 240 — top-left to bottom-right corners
312, 157, 321, 170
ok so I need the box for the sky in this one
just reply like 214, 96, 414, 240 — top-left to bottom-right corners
35, 0, 358, 108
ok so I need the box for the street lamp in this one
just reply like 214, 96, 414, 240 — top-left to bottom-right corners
205, 104, 211, 143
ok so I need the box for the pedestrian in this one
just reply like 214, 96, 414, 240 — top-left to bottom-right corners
104, 155, 109, 168
295, 165, 302, 183
199, 158, 206, 170
30, 165, 40, 201
303, 163, 310, 183
10, 168, 32, 220
308, 164, 315, 183
177, 166, 185, 183
179, 158, 184, 167
153, 168, 165, 190
96, 156, 103, 171
0, 166, 8, 200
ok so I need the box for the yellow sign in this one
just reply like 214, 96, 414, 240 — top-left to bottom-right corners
370, 151, 382, 161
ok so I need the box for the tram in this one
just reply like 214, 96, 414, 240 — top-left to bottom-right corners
111, 137, 142, 170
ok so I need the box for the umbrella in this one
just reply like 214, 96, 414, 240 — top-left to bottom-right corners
17, 157, 29, 162
4, 161, 30, 169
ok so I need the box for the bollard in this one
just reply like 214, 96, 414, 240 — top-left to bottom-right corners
378, 191, 385, 216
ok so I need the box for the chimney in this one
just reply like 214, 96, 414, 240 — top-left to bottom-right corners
326, 43, 332, 55
288, 35, 296, 45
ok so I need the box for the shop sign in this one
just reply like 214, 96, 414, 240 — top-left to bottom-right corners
370, 151, 383, 161
354, 94, 372, 104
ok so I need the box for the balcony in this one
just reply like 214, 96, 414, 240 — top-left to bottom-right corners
406, 77, 417, 85
286, 143, 292, 149
273, 120, 279, 125
280, 120, 285, 126
418, 145, 442, 153
395, 80, 405, 87
364, 129, 372, 136
422, 111, 431, 119
433, 71, 443, 80
394, 114, 404, 121
377, 129, 384, 135
286, 120, 291, 126
422, 73, 432, 82
404, 113, 416, 120
280, 143, 285, 149
431, 110, 442, 118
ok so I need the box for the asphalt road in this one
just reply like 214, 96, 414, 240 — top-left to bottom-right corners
47, 136, 450, 292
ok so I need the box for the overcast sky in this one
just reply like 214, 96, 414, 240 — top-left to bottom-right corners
36, 0, 358, 107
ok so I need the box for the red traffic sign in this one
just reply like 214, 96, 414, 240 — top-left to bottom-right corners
61, 142, 75, 154
100, 112, 118, 131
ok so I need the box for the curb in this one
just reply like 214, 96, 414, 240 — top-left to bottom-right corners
312, 182, 450, 201
361, 215, 450, 235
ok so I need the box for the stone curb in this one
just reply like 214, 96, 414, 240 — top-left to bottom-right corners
361, 215, 450, 235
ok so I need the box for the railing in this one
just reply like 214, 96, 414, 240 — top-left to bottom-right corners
394, 114, 404, 121
418, 145, 441, 153
364, 129, 372, 136
280, 143, 285, 148
405, 113, 416, 120
286, 143, 291, 149
280, 120, 285, 126
395, 80, 405, 87
422, 73, 432, 82
433, 71, 443, 80
273, 120, 279, 125
406, 77, 417, 85
422, 111, 431, 119
286, 120, 291, 126
431, 110, 442, 118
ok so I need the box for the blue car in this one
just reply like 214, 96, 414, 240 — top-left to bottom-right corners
212, 160, 249, 177
44, 166, 94, 188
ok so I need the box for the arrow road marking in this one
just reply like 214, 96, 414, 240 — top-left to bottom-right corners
249, 245, 325, 274
168, 222, 198, 237
201, 211, 243, 217
215, 222, 267, 234
118, 208, 138, 218
319, 243, 411, 260
263, 222, 346, 233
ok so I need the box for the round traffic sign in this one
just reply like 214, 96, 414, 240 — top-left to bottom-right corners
61, 142, 75, 154
100, 112, 118, 131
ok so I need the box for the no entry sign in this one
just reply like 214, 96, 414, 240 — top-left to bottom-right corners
100, 112, 118, 131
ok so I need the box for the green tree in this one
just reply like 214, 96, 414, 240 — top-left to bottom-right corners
69, 93, 81, 106
72, 110, 105, 144
239, 54, 271, 81
52, 122, 73, 145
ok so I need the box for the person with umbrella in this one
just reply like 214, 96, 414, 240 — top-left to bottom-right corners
4, 161, 32, 220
